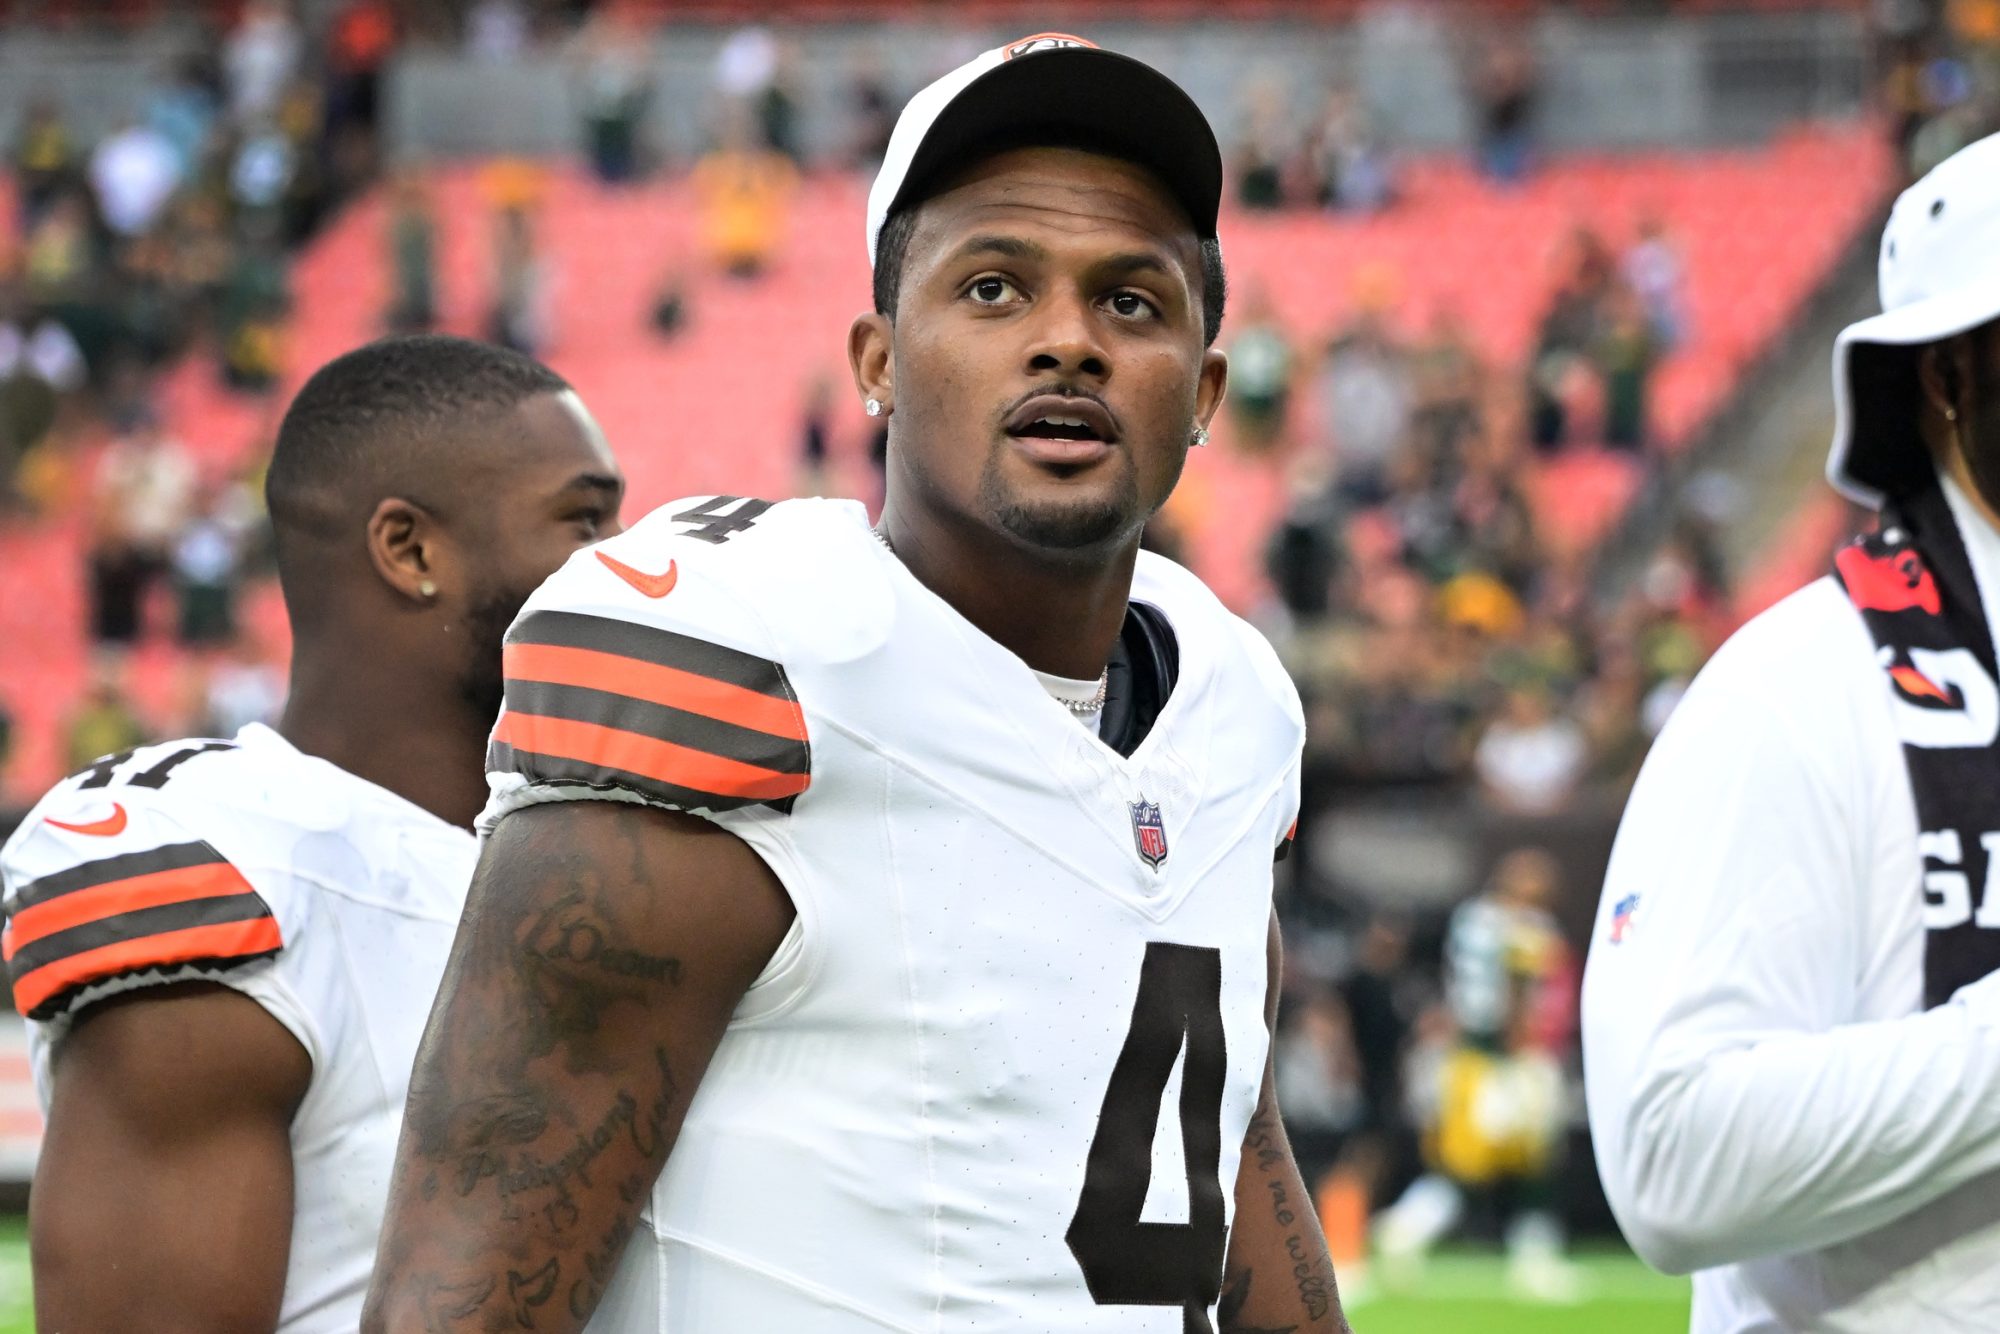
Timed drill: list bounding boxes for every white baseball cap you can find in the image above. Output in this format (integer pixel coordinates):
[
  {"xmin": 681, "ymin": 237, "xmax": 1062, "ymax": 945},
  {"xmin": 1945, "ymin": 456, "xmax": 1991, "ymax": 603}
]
[
  {"xmin": 864, "ymin": 33, "xmax": 1223, "ymax": 267},
  {"xmin": 1830, "ymin": 131, "xmax": 2000, "ymax": 506}
]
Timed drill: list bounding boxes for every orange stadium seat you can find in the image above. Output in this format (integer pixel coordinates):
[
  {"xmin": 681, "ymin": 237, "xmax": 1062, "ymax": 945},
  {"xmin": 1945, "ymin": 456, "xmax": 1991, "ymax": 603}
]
[{"xmin": 0, "ymin": 127, "xmax": 1895, "ymax": 801}]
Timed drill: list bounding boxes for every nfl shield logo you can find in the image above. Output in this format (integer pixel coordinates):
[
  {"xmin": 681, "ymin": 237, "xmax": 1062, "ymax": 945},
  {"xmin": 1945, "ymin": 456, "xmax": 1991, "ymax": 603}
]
[{"xmin": 1129, "ymin": 797, "xmax": 1169, "ymax": 870}]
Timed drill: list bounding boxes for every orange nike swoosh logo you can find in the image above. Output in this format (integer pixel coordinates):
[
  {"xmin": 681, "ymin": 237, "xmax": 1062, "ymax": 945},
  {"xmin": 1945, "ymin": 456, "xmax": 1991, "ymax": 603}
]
[
  {"xmin": 47, "ymin": 804, "xmax": 128, "ymax": 837},
  {"xmin": 1890, "ymin": 664, "xmax": 1955, "ymax": 705},
  {"xmin": 597, "ymin": 551, "xmax": 678, "ymax": 598}
]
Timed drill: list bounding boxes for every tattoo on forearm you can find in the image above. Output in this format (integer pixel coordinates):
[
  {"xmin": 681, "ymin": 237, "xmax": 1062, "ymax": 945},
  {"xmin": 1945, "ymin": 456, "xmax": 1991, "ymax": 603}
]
[
  {"xmin": 567, "ymin": 1170, "xmax": 649, "ymax": 1318},
  {"xmin": 439, "ymin": 1095, "xmax": 550, "ymax": 1199},
  {"xmin": 415, "ymin": 1275, "xmax": 495, "ymax": 1334},
  {"xmin": 442, "ymin": 1049, "xmax": 675, "ymax": 1228},
  {"xmin": 513, "ymin": 890, "xmax": 683, "ymax": 1068},
  {"xmin": 382, "ymin": 812, "xmax": 693, "ymax": 1331},
  {"xmin": 505, "ymin": 1259, "xmax": 560, "ymax": 1325},
  {"xmin": 1218, "ymin": 1265, "xmax": 1300, "ymax": 1334},
  {"xmin": 391, "ymin": 1048, "xmax": 680, "ymax": 1329},
  {"xmin": 525, "ymin": 891, "xmax": 681, "ymax": 984},
  {"xmin": 1236, "ymin": 1107, "xmax": 1338, "ymax": 1329}
]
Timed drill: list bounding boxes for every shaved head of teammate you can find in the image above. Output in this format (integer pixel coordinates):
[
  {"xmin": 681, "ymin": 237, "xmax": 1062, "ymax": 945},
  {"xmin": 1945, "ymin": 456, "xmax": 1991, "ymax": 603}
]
[
  {"xmin": 267, "ymin": 334, "xmax": 626, "ymax": 773},
  {"xmin": 2, "ymin": 334, "xmax": 623, "ymax": 1332}
]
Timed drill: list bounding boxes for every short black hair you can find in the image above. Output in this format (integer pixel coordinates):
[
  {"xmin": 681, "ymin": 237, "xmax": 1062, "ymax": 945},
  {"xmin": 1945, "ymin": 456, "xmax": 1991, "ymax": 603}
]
[
  {"xmin": 870, "ymin": 147, "xmax": 1229, "ymax": 347},
  {"xmin": 265, "ymin": 335, "xmax": 569, "ymax": 605}
]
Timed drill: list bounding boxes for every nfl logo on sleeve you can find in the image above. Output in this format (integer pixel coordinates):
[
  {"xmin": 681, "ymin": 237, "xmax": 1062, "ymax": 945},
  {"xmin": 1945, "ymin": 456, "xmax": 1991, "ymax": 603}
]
[
  {"xmin": 1610, "ymin": 893, "xmax": 1641, "ymax": 943},
  {"xmin": 1129, "ymin": 797, "xmax": 1169, "ymax": 870}
]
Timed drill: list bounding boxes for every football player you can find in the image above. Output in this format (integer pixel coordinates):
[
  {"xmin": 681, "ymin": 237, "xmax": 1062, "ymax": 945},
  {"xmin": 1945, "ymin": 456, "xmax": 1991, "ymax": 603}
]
[
  {"xmin": 1375, "ymin": 849, "xmax": 1580, "ymax": 1299},
  {"xmin": 365, "ymin": 36, "xmax": 1349, "ymax": 1334},
  {"xmin": 1, "ymin": 335, "xmax": 624, "ymax": 1331}
]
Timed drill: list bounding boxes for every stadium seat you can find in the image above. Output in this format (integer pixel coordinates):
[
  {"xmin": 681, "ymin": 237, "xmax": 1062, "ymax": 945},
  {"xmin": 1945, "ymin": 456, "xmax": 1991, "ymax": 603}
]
[{"xmin": 0, "ymin": 129, "xmax": 1896, "ymax": 801}]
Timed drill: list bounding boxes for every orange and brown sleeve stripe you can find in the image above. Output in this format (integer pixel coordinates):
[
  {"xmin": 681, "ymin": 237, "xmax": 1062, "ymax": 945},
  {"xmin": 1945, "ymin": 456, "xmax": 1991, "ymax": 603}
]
[
  {"xmin": 4, "ymin": 841, "xmax": 281, "ymax": 1021},
  {"xmin": 491, "ymin": 609, "xmax": 810, "ymax": 813}
]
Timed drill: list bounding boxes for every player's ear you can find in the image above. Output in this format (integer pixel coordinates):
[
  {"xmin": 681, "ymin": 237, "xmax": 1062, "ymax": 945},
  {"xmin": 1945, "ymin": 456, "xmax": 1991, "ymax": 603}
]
[
  {"xmin": 366, "ymin": 496, "xmax": 447, "ymax": 607},
  {"xmin": 848, "ymin": 312, "xmax": 894, "ymax": 415},
  {"xmin": 1195, "ymin": 348, "xmax": 1228, "ymax": 432},
  {"xmin": 1920, "ymin": 336, "xmax": 1974, "ymax": 424}
]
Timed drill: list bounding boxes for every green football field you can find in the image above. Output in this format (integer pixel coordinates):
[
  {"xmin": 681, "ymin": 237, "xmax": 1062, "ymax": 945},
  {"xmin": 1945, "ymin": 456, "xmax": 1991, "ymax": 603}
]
[
  {"xmin": 1350, "ymin": 1248, "xmax": 1691, "ymax": 1332},
  {"xmin": 0, "ymin": 1227, "xmax": 1685, "ymax": 1332},
  {"xmin": 0, "ymin": 1219, "xmax": 26, "ymax": 1334}
]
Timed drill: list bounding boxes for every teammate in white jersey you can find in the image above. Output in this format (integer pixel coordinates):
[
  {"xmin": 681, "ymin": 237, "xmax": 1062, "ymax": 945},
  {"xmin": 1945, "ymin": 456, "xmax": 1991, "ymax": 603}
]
[
  {"xmin": 1583, "ymin": 135, "xmax": 2000, "ymax": 1331},
  {"xmin": 366, "ymin": 35, "xmax": 1349, "ymax": 1334},
  {"xmin": 2, "ymin": 335, "xmax": 624, "ymax": 1331}
]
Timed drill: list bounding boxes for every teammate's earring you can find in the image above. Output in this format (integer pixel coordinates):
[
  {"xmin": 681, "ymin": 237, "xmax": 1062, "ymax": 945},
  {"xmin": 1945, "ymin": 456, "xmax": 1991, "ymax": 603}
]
[
  {"xmin": 418, "ymin": 579, "xmax": 438, "ymax": 599},
  {"xmin": 1945, "ymin": 379, "xmax": 1966, "ymax": 461},
  {"xmin": 1190, "ymin": 423, "xmax": 1210, "ymax": 448},
  {"xmin": 865, "ymin": 398, "xmax": 885, "ymax": 418}
]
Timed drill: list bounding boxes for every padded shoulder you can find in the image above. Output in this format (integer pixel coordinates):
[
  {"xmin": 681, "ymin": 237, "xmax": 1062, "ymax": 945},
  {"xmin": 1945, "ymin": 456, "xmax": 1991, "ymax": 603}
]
[
  {"xmin": 1133, "ymin": 549, "xmax": 1306, "ymax": 735},
  {"xmin": 529, "ymin": 496, "xmax": 891, "ymax": 663},
  {"xmin": 487, "ymin": 497, "xmax": 886, "ymax": 822},
  {"xmin": 1690, "ymin": 577, "xmax": 1880, "ymax": 731},
  {"xmin": 1, "ymin": 744, "xmax": 286, "ymax": 1021}
]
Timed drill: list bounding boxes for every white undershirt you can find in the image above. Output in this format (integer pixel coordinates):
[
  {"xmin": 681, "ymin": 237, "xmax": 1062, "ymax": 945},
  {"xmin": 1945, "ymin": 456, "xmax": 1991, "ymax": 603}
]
[{"xmin": 1032, "ymin": 668, "xmax": 1105, "ymax": 735}]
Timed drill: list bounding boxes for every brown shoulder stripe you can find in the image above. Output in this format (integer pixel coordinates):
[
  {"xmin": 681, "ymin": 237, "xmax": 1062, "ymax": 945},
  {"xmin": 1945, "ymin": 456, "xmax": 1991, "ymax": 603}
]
[
  {"xmin": 488, "ymin": 741, "xmax": 803, "ymax": 815},
  {"xmin": 4, "ymin": 841, "xmax": 279, "ymax": 1021},
  {"xmin": 12, "ymin": 841, "xmax": 221, "ymax": 912},
  {"xmin": 509, "ymin": 610, "xmax": 792, "ymax": 698},
  {"xmin": 502, "ymin": 676, "xmax": 808, "ymax": 777},
  {"xmin": 496, "ymin": 610, "xmax": 810, "ymax": 813}
]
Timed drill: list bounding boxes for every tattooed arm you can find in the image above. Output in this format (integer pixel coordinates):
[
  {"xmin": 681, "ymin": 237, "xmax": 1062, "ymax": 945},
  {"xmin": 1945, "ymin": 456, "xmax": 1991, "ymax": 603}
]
[
  {"xmin": 361, "ymin": 800, "xmax": 794, "ymax": 1333},
  {"xmin": 1218, "ymin": 912, "xmax": 1351, "ymax": 1334}
]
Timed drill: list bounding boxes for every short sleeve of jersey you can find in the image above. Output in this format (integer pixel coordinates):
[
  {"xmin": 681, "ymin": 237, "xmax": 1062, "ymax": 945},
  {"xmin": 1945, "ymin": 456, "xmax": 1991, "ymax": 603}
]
[
  {"xmin": 1, "ymin": 789, "xmax": 285, "ymax": 1023},
  {"xmin": 484, "ymin": 498, "xmax": 813, "ymax": 831},
  {"xmin": 1228, "ymin": 612, "xmax": 1306, "ymax": 863}
]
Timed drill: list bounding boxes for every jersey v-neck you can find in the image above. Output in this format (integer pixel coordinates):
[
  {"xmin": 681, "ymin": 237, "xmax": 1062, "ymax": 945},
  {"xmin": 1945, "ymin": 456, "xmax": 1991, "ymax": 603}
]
[
  {"xmin": 1100, "ymin": 602, "xmax": 1180, "ymax": 759},
  {"xmin": 1029, "ymin": 607, "xmax": 1182, "ymax": 748}
]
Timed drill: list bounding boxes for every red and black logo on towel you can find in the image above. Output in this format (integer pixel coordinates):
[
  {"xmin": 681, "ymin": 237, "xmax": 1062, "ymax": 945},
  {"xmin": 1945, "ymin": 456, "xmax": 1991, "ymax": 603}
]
[{"xmin": 1836, "ymin": 544, "xmax": 1942, "ymax": 616}]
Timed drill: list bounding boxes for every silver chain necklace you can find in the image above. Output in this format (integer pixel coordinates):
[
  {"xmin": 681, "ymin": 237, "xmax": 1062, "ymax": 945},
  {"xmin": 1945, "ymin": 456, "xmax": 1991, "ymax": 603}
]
[{"xmin": 872, "ymin": 526, "xmax": 1109, "ymax": 716}]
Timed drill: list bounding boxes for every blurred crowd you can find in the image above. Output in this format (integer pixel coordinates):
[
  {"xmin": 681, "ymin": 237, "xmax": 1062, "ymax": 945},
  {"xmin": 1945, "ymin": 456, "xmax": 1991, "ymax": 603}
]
[
  {"xmin": 1180, "ymin": 225, "xmax": 1725, "ymax": 1254},
  {"xmin": 1191, "ymin": 57, "xmax": 1728, "ymax": 1253},
  {"xmin": 1230, "ymin": 35, "xmax": 1543, "ymax": 216},
  {"xmin": 1214, "ymin": 169, "xmax": 1728, "ymax": 1251},
  {"xmin": 1880, "ymin": 0, "xmax": 2000, "ymax": 178},
  {"xmin": 0, "ymin": 0, "xmax": 396, "ymax": 783},
  {"xmin": 0, "ymin": 7, "xmax": 1934, "ymax": 1267},
  {"xmin": 1225, "ymin": 224, "xmax": 1708, "ymax": 810},
  {"xmin": 5, "ymin": 0, "xmax": 390, "ymax": 429}
]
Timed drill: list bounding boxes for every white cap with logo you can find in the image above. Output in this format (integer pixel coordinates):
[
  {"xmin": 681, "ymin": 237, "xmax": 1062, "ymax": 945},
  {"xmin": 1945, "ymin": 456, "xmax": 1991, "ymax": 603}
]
[
  {"xmin": 1830, "ymin": 131, "xmax": 2000, "ymax": 506},
  {"xmin": 864, "ymin": 33, "xmax": 1223, "ymax": 268}
]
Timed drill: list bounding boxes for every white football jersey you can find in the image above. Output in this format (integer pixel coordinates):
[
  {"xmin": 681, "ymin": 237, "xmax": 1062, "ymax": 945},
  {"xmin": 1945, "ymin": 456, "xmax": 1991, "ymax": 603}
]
[
  {"xmin": 484, "ymin": 496, "xmax": 1305, "ymax": 1332},
  {"xmin": 0, "ymin": 723, "xmax": 475, "ymax": 1332}
]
